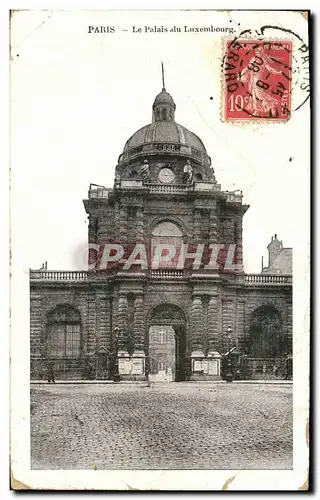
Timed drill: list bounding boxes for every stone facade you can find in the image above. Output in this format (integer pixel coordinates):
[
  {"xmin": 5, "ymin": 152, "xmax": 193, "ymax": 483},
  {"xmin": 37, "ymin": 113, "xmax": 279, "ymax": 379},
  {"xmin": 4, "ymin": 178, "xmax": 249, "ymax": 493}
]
[{"xmin": 30, "ymin": 86, "xmax": 292, "ymax": 381}]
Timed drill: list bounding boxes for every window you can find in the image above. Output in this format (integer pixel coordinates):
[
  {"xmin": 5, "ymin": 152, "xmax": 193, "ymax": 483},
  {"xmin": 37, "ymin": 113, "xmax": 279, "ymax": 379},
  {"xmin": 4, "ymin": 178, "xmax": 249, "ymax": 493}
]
[
  {"xmin": 46, "ymin": 305, "xmax": 81, "ymax": 359},
  {"xmin": 152, "ymin": 221, "xmax": 183, "ymax": 237},
  {"xmin": 249, "ymin": 305, "xmax": 284, "ymax": 358},
  {"xmin": 151, "ymin": 221, "xmax": 183, "ymax": 269}
]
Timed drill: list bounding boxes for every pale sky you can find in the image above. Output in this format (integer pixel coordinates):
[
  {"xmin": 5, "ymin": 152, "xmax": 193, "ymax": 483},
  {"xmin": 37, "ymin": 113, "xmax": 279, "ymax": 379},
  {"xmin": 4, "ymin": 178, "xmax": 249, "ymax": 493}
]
[{"xmin": 10, "ymin": 10, "xmax": 310, "ymax": 274}]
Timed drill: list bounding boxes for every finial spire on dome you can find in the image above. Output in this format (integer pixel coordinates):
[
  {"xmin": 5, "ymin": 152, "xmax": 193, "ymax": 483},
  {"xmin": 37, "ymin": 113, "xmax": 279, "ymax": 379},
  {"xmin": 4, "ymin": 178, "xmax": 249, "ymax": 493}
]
[
  {"xmin": 152, "ymin": 65, "xmax": 176, "ymax": 122},
  {"xmin": 161, "ymin": 62, "xmax": 166, "ymax": 91}
]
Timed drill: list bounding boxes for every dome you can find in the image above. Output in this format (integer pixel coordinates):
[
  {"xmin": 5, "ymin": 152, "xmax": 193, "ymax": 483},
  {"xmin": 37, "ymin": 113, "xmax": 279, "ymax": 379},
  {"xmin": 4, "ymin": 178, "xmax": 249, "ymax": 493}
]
[
  {"xmin": 123, "ymin": 121, "xmax": 207, "ymax": 153},
  {"xmin": 118, "ymin": 83, "xmax": 211, "ymax": 169},
  {"xmin": 153, "ymin": 88, "xmax": 176, "ymax": 108}
]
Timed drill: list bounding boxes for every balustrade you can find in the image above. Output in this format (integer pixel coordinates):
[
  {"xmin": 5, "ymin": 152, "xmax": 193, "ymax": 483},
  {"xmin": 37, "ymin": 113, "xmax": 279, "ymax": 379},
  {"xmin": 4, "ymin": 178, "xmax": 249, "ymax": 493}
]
[
  {"xmin": 244, "ymin": 274, "xmax": 291, "ymax": 284},
  {"xmin": 146, "ymin": 183, "xmax": 192, "ymax": 194},
  {"xmin": 150, "ymin": 269, "xmax": 185, "ymax": 279},
  {"xmin": 30, "ymin": 270, "xmax": 87, "ymax": 281}
]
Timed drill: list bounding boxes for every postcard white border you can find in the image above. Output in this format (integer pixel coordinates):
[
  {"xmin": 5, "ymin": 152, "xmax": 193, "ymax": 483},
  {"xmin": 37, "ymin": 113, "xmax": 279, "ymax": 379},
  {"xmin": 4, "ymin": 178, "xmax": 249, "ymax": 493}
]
[{"xmin": 7, "ymin": 3, "xmax": 311, "ymax": 493}]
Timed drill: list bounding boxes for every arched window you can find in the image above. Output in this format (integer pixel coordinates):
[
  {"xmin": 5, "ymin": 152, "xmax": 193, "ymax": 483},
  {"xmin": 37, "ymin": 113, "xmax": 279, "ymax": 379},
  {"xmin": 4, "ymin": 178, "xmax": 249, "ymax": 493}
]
[
  {"xmin": 151, "ymin": 221, "xmax": 183, "ymax": 268},
  {"xmin": 249, "ymin": 305, "xmax": 285, "ymax": 358},
  {"xmin": 46, "ymin": 305, "xmax": 81, "ymax": 358},
  {"xmin": 152, "ymin": 221, "xmax": 183, "ymax": 237}
]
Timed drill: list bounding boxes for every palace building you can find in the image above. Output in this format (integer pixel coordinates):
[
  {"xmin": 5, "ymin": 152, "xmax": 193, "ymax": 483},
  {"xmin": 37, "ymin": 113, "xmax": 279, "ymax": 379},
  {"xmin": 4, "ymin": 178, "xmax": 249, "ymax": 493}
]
[{"xmin": 30, "ymin": 82, "xmax": 292, "ymax": 381}]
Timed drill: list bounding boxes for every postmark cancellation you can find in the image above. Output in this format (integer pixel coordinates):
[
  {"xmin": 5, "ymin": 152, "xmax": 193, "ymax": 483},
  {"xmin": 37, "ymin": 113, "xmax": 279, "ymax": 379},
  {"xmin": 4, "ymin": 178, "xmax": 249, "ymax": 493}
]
[{"xmin": 223, "ymin": 40, "xmax": 292, "ymax": 121}]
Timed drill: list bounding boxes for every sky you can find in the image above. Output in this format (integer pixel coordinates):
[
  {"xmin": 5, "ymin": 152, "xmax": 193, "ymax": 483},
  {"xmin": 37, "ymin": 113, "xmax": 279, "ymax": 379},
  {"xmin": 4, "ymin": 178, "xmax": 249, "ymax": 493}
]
[{"xmin": 10, "ymin": 10, "xmax": 310, "ymax": 274}]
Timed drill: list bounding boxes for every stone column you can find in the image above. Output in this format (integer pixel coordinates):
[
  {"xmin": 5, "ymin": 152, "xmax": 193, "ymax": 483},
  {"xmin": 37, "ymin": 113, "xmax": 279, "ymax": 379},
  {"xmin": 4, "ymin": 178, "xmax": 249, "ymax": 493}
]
[
  {"xmin": 117, "ymin": 293, "xmax": 128, "ymax": 350},
  {"xmin": 98, "ymin": 296, "xmax": 112, "ymax": 352},
  {"xmin": 119, "ymin": 205, "xmax": 128, "ymax": 243},
  {"xmin": 135, "ymin": 207, "xmax": 144, "ymax": 243},
  {"xmin": 107, "ymin": 211, "xmax": 115, "ymax": 242},
  {"xmin": 209, "ymin": 209, "xmax": 218, "ymax": 243},
  {"xmin": 193, "ymin": 209, "xmax": 202, "ymax": 240},
  {"xmin": 131, "ymin": 294, "xmax": 146, "ymax": 379},
  {"xmin": 88, "ymin": 215, "xmax": 98, "ymax": 267},
  {"xmin": 30, "ymin": 294, "xmax": 43, "ymax": 379},
  {"xmin": 207, "ymin": 295, "xmax": 219, "ymax": 353},
  {"xmin": 133, "ymin": 294, "xmax": 145, "ymax": 352},
  {"xmin": 114, "ymin": 203, "xmax": 120, "ymax": 240},
  {"xmin": 106, "ymin": 298, "xmax": 112, "ymax": 352},
  {"xmin": 87, "ymin": 293, "xmax": 97, "ymax": 355},
  {"xmin": 191, "ymin": 295, "xmax": 204, "ymax": 353},
  {"xmin": 235, "ymin": 216, "xmax": 243, "ymax": 269}
]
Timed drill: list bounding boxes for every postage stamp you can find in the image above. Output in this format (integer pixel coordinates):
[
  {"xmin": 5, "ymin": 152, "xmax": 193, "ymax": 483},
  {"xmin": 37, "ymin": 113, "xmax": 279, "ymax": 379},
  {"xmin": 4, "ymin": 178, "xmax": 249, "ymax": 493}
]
[{"xmin": 224, "ymin": 40, "xmax": 293, "ymax": 121}]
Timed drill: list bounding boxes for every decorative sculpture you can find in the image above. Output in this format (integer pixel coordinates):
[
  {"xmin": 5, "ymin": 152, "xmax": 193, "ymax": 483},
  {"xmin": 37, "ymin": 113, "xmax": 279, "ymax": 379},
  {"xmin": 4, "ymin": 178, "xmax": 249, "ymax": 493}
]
[
  {"xmin": 115, "ymin": 164, "xmax": 121, "ymax": 182},
  {"xmin": 210, "ymin": 165, "xmax": 217, "ymax": 183},
  {"xmin": 140, "ymin": 159, "xmax": 150, "ymax": 182},
  {"xmin": 183, "ymin": 160, "xmax": 193, "ymax": 183}
]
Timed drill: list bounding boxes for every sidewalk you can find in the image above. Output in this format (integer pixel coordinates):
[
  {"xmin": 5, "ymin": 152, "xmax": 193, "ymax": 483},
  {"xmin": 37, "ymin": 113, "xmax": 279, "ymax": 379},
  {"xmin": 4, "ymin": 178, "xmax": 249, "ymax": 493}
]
[{"xmin": 30, "ymin": 379, "xmax": 293, "ymax": 385}]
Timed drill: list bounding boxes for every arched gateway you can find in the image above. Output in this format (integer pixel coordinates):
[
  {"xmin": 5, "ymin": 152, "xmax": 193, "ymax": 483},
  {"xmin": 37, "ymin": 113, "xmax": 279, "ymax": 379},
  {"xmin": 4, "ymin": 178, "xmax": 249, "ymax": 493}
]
[{"xmin": 147, "ymin": 304, "xmax": 187, "ymax": 382}]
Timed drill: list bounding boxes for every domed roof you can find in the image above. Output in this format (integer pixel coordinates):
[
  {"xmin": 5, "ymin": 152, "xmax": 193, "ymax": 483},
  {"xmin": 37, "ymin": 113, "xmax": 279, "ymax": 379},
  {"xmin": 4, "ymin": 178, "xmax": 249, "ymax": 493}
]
[
  {"xmin": 118, "ymin": 82, "xmax": 211, "ymax": 169},
  {"xmin": 123, "ymin": 121, "xmax": 206, "ymax": 153},
  {"xmin": 153, "ymin": 88, "xmax": 176, "ymax": 108}
]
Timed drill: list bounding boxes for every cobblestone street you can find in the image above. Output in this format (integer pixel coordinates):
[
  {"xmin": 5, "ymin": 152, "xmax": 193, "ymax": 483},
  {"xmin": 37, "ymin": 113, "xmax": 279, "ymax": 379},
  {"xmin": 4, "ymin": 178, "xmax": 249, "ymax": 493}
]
[{"xmin": 31, "ymin": 383, "xmax": 292, "ymax": 470}]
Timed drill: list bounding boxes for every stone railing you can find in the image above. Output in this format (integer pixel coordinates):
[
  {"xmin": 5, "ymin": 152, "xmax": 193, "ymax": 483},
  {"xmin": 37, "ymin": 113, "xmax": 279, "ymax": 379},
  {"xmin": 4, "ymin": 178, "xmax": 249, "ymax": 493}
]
[
  {"xmin": 30, "ymin": 269, "xmax": 291, "ymax": 285},
  {"xmin": 118, "ymin": 142, "xmax": 209, "ymax": 167},
  {"xmin": 150, "ymin": 269, "xmax": 185, "ymax": 279},
  {"xmin": 30, "ymin": 270, "xmax": 88, "ymax": 281},
  {"xmin": 244, "ymin": 274, "xmax": 292, "ymax": 285},
  {"xmin": 88, "ymin": 187, "xmax": 112, "ymax": 199},
  {"xmin": 146, "ymin": 183, "xmax": 192, "ymax": 194}
]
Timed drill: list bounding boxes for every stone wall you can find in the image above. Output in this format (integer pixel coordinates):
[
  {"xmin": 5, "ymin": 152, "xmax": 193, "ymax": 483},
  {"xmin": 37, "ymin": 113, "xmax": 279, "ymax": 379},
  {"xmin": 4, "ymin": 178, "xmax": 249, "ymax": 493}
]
[{"xmin": 30, "ymin": 278, "xmax": 292, "ymax": 380}]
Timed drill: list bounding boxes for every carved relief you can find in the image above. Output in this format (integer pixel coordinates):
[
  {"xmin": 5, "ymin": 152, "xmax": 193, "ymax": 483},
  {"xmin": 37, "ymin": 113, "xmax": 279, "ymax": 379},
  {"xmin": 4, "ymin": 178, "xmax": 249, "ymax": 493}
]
[{"xmin": 149, "ymin": 304, "xmax": 186, "ymax": 324}]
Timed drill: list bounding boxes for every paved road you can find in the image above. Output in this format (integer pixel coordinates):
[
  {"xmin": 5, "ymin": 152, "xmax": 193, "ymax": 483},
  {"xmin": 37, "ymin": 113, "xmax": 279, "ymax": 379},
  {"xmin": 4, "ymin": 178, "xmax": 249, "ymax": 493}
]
[{"xmin": 31, "ymin": 383, "xmax": 293, "ymax": 470}]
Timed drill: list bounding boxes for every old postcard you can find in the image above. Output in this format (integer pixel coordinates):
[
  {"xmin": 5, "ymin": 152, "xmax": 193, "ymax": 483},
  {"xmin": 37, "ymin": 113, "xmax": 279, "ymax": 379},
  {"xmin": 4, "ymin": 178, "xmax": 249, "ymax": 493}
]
[{"xmin": 10, "ymin": 9, "xmax": 310, "ymax": 491}]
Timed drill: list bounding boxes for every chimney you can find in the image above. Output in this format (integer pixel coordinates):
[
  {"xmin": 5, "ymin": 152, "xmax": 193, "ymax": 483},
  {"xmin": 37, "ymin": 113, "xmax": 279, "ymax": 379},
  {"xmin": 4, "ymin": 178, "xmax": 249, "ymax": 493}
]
[{"xmin": 267, "ymin": 234, "xmax": 282, "ymax": 267}]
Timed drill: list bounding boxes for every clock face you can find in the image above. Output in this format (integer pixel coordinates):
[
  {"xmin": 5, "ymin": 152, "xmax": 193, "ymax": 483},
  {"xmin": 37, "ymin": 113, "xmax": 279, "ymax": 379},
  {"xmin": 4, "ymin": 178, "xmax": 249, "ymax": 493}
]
[{"xmin": 158, "ymin": 168, "xmax": 175, "ymax": 184}]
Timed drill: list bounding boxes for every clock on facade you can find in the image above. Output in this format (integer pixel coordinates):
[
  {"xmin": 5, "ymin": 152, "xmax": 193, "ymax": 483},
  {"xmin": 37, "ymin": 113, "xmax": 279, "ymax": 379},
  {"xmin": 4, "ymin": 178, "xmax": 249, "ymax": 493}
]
[{"xmin": 158, "ymin": 167, "xmax": 175, "ymax": 184}]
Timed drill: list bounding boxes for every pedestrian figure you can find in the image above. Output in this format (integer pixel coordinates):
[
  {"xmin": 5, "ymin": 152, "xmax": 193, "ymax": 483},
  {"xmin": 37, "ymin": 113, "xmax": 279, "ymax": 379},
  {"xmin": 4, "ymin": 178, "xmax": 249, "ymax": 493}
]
[
  {"xmin": 83, "ymin": 357, "xmax": 95, "ymax": 380},
  {"xmin": 273, "ymin": 364, "xmax": 278, "ymax": 378},
  {"xmin": 47, "ymin": 361, "xmax": 55, "ymax": 383}
]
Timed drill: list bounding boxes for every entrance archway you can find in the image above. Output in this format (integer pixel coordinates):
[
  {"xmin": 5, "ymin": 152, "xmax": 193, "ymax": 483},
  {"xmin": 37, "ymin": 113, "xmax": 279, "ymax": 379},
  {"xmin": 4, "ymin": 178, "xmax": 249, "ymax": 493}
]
[{"xmin": 147, "ymin": 304, "xmax": 187, "ymax": 382}]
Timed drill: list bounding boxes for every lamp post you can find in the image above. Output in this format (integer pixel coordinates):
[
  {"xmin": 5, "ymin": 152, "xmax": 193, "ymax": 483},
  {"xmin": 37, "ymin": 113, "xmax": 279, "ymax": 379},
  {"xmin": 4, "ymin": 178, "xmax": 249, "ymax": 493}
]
[
  {"xmin": 226, "ymin": 326, "xmax": 232, "ymax": 352},
  {"xmin": 113, "ymin": 326, "xmax": 120, "ymax": 382},
  {"xmin": 225, "ymin": 326, "xmax": 233, "ymax": 383}
]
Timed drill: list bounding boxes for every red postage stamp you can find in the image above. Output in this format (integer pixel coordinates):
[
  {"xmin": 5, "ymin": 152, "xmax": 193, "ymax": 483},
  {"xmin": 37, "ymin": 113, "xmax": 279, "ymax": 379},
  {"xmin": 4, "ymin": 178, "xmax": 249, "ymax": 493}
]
[{"xmin": 224, "ymin": 40, "xmax": 292, "ymax": 121}]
